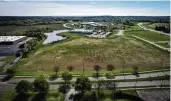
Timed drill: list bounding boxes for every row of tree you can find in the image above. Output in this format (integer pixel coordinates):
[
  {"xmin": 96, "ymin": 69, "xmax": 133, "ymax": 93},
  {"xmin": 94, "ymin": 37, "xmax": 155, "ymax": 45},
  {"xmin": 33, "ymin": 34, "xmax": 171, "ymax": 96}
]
[{"xmin": 155, "ymin": 26, "xmax": 170, "ymax": 33}]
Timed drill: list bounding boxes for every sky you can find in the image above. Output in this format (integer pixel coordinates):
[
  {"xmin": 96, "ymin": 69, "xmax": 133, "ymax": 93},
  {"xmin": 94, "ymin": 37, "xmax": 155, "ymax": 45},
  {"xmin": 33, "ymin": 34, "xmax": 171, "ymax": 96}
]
[{"xmin": 0, "ymin": 1, "xmax": 170, "ymax": 16}]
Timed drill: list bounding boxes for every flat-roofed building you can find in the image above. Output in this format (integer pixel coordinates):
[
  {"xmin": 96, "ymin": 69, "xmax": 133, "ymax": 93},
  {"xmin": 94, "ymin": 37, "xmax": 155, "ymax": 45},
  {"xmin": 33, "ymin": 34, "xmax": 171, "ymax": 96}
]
[
  {"xmin": 69, "ymin": 29, "xmax": 93, "ymax": 34},
  {"xmin": 0, "ymin": 36, "xmax": 27, "ymax": 45}
]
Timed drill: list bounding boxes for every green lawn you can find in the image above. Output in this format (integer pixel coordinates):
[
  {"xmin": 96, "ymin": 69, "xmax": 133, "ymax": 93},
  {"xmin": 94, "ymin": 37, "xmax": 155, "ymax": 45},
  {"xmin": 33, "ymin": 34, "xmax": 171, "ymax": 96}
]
[
  {"xmin": 125, "ymin": 25, "xmax": 142, "ymax": 31},
  {"xmin": 125, "ymin": 30, "xmax": 170, "ymax": 42},
  {"xmin": 0, "ymin": 90, "xmax": 64, "ymax": 101},
  {"xmin": 156, "ymin": 43, "xmax": 170, "ymax": 48}
]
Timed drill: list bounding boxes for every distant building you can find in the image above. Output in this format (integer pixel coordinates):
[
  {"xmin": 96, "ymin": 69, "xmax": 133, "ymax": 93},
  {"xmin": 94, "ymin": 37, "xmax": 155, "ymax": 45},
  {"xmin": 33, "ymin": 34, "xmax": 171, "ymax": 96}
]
[
  {"xmin": 0, "ymin": 36, "xmax": 27, "ymax": 45},
  {"xmin": 69, "ymin": 29, "xmax": 93, "ymax": 34}
]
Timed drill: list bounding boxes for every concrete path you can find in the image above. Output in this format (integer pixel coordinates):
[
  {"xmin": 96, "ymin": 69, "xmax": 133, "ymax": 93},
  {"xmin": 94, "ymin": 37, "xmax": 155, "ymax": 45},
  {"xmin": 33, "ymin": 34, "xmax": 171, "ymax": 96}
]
[
  {"xmin": 64, "ymin": 89, "xmax": 76, "ymax": 101},
  {"xmin": 115, "ymin": 30, "xmax": 124, "ymax": 36},
  {"xmin": 2, "ymin": 56, "xmax": 21, "ymax": 72},
  {"xmin": 137, "ymin": 23, "xmax": 170, "ymax": 36}
]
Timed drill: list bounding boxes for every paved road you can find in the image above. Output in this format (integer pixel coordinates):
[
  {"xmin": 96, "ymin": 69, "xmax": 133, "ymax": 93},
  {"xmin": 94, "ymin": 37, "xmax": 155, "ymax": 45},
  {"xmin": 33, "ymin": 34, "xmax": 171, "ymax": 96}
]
[
  {"xmin": 137, "ymin": 89, "xmax": 170, "ymax": 101},
  {"xmin": 137, "ymin": 23, "xmax": 170, "ymax": 36},
  {"xmin": 6, "ymin": 71, "xmax": 170, "ymax": 84},
  {"xmin": 0, "ymin": 71, "xmax": 170, "ymax": 92}
]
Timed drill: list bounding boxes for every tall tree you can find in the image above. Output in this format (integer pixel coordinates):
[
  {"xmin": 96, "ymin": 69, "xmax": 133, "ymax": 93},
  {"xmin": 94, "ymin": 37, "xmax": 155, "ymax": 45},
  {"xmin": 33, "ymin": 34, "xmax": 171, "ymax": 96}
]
[
  {"xmin": 33, "ymin": 74, "xmax": 49, "ymax": 93},
  {"xmin": 132, "ymin": 65, "xmax": 139, "ymax": 90},
  {"xmin": 62, "ymin": 71, "xmax": 72, "ymax": 85},
  {"xmin": 67, "ymin": 65, "xmax": 74, "ymax": 72},
  {"xmin": 53, "ymin": 66, "xmax": 60, "ymax": 75},
  {"xmin": 75, "ymin": 76, "xmax": 91, "ymax": 94},
  {"xmin": 15, "ymin": 80, "xmax": 32, "ymax": 95},
  {"xmin": 106, "ymin": 64, "xmax": 115, "ymax": 72},
  {"xmin": 93, "ymin": 65, "xmax": 101, "ymax": 78}
]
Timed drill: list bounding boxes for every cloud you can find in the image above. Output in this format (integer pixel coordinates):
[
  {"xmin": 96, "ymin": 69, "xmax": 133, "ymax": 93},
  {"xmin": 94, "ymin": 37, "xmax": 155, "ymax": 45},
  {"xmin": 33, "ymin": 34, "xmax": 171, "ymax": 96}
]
[{"xmin": 0, "ymin": 2, "xmax": 169, "ymax": 16}]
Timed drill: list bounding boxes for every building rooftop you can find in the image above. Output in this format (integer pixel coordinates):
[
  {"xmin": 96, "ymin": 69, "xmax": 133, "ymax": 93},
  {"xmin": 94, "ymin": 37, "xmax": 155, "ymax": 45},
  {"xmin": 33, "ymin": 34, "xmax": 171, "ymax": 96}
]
[
  {"xmin": 70, "ymin": 29, "xmax": 93, "ymax": 33},
  {"xmin": 0, "ymin": 36, "xmax": 26, "ymax": 42}
]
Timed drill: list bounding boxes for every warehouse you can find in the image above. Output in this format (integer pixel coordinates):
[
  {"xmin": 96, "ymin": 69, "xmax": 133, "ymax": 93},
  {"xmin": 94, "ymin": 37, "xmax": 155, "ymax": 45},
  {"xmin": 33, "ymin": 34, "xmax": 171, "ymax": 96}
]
[
  {"xmin": 69, "ymin": 29, "xmax": 93, "ymax": 34},
  {"xmin": 0, "ymin": 36, "xmax": 27, "ymax": 45}
]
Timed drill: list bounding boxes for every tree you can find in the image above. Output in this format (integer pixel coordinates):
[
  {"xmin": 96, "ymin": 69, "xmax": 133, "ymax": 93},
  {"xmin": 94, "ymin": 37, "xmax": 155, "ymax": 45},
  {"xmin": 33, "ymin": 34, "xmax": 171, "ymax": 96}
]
[
  {"xmin": 132, "ymin": 65, "xmax": 139, "ymax": 90},
  {"xmin": 6, "ymin": 68, "xmax": 16, "ymax": 76},
  {"xmin": 33, "ymin": 76, "xmax": 49, "ymax": 93},
  {"xmin": 58, "ymin": 84, "xmax": 70, "ymax": 94},
  {"xmin": 106, "ymin": 64, "xmax": 115, "ymax": 71},
  {"xmin": 67, "ymin": 65, "xmax": 74, "ymax": 72},
  {"xmin": 15, "ymin": 80, "xmax": 32, "ymax": 94},
  {"xmin": 75, "ymin": 76, "xmax": 91, "ymax": 94},
  {"xmin": 62, "ymin": 71, "xmax": 72, "ymax": 84},
  {"xmin": 93, "ymin": 65, "xmax": 101, "ymax": 78},
  {"xmin": 53, "ymin": 66, "xmax": 60, "ymax": 75},
  {"xmin": 15, "ymin": 50, "xmax": 22, "ymax": 57}
]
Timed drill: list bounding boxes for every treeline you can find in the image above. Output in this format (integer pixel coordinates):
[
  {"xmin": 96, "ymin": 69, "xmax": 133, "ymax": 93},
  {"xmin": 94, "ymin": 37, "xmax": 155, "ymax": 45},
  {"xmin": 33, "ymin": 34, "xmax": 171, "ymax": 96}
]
[
  {"xmin": 24, "ymin": 28, "xmax": 47, "ymax": 40},
  {"xmin": 155, "ymin": 26, "xmax": 170, "ymax": 33},
  {"xmin": 0, "ymin": 16, "xmax": 169, "ymax": 25}
]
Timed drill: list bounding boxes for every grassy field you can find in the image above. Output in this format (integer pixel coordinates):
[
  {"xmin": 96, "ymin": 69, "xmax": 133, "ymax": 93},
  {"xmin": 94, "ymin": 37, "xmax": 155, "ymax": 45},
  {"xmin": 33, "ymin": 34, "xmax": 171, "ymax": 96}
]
[
  {"xmin": 143, "ymin": 22, "xmax": 170, "ymax": 30},
  {"xmin": 0, "ymin": 90, "xmax": 64, "ymax": 101},
  {"xmin": 125, "ymin": 30, "xmax": 170, "ymax": 42},
  {"xmin": 156, "ymin": 43, "xmax": 170, "ymax": 48},
  {"xmin": 125, "ymin": 25, "xmax": 142, "ymax": 31},
  {"xmin": 12, "ymin": 31, "xmax": 170, "ymax": 76},
  {"xmin": 0, "ymin": 24, "xmax": 66, "ymax": 35}
]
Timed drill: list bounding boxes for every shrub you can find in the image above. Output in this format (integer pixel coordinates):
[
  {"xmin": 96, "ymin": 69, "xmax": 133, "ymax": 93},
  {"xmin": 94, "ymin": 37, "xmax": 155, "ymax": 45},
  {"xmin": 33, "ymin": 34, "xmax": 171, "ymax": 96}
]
[
  {"xmin": 33, "ymin": 77, "xmax": 49, "ymax": 93},
  {"xmin": 15, "ymin": 80, "xmax": 32, "ymax": 94}
]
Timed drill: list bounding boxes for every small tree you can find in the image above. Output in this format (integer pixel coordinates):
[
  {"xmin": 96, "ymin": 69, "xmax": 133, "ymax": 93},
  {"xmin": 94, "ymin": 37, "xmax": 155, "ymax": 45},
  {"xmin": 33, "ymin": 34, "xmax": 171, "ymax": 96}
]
[
  {"xmin": 132, "ymin": 65, "xmax": 139, "ymax": 90},
  {"xmin": 106, "ymin": 64, "xmax": 115, "ymax": 71},
  {"xmin": 62, "ymin": 71, "xmax": 72, "ymax": 84},
  {"xmin": 15, "ymin": 80, "xmax": 32, "ymax": 95},
  {"xmin": 6, "ymin": 68, "xmax": 16, "ymax": 76},
  {"xmin": 15, "ymin": 51, "xmax": 22, "ymax": 57},
  {"xmin": 67, "ymin": 65, "xmax": 74, "ymax": 72},
  {"xmin": 75, "ymin": 76, "xmax": 91, "ymax": 94},
  {"xmin": 33, "ymin": 76, "xmax": 49, "ymax": 93},
  {"xmin": 93, "ymin": 65, "xmax": 101, "ymax": 78},
  {"xmin": 53, "ymin": 66, "xmax": 60, "ymax": 75}
]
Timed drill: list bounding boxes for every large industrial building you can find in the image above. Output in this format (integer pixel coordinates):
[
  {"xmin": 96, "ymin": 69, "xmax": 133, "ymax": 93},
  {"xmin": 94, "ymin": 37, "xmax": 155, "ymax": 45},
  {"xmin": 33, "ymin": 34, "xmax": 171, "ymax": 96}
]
[
  {"xmin": 0, "ymin": 36, "xmax": 27, "ymax": 45},
  {"xmin": 0, "ymin": 36, "xmax": 27, "ymax": 56}
]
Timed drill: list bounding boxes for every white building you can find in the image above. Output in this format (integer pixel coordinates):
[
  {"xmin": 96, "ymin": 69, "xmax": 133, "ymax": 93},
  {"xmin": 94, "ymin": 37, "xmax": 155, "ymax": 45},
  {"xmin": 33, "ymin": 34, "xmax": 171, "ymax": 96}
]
[
  {"xmin": 69, "ymin": 29, "xmax": 93, "ymax": 34},
  {"xmin": 0, "ymin": 36, "xmax": 27, "ymax": 45}
]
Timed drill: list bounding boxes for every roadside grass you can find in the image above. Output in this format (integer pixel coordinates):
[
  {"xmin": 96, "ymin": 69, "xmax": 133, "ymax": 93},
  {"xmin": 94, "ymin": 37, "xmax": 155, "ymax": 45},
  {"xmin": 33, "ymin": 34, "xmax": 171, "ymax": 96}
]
[
  {"xmin": 8, "ymin": 75, "xmax": 170, "ymax": 85},
  {"xmin": 14, "ymin": 66, "xmax": 170, "ymax": 76},
  {"xmin": 0, "ymin": 90, "xmax": 64, "ymax": 101},
  {"xmin": 124, "ymin": 30, "xmax": 170, "ymax": 42},
  {"xmin": 0, "ymin": 56, "xmax": 15, "ymax": 72}
]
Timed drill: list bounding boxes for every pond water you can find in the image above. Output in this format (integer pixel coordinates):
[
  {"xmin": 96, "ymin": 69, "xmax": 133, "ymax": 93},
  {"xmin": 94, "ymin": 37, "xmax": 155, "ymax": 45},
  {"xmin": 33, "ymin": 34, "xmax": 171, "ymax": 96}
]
[{"xmin": 43, "ymin": 30, "xmax": 69, "ymax": 44}]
